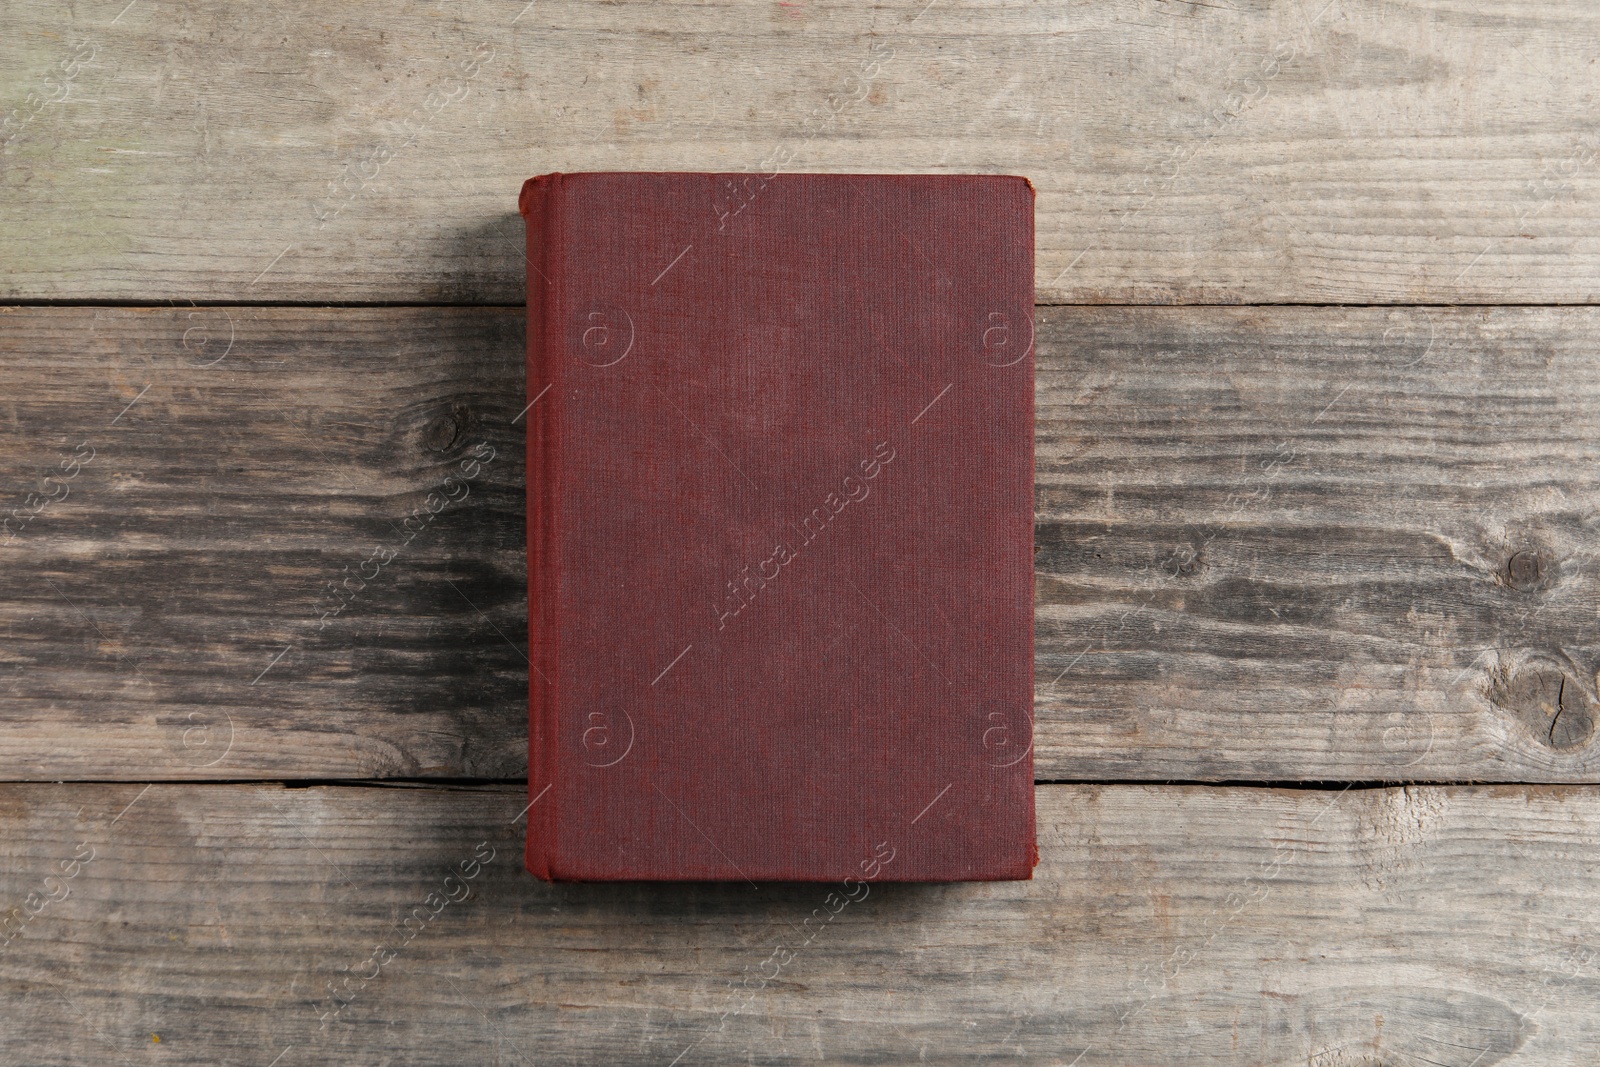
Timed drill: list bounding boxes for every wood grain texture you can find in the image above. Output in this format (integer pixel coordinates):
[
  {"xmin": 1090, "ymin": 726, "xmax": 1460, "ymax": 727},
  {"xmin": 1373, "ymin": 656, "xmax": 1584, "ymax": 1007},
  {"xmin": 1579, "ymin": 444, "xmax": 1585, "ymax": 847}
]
[
  {"xmin": 4, "ymin": 305, "xmax": 1600, "ymax": 781},
  {"xmin": 0, "ymin": 306, "xmax": 528, "ymax": 780},
  {"xmin": 1034, "ymin": 304, "xmax": 1600, "ymax": 782},
  {"xmin": 4, "ymin": 0, "xmax": 1600, "ymax": 304},
  {"xmin": 0, "ymin": 781, "xmax": 1590, "ymax": 1065}
]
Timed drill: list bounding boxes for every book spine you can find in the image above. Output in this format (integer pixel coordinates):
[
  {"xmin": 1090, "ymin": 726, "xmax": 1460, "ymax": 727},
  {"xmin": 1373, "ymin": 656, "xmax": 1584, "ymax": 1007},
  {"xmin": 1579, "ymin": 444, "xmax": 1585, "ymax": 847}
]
[{"xmin": 521, "ymin": 173, "xmax": 562, "ymax": 880}]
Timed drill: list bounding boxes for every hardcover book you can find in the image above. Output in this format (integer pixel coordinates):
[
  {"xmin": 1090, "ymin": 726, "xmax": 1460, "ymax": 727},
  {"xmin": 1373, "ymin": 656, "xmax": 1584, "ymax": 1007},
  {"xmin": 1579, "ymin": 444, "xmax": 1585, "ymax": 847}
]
[{"xmin": 520, "ymin": 171, "xmax": 1036, "ymax": 881}]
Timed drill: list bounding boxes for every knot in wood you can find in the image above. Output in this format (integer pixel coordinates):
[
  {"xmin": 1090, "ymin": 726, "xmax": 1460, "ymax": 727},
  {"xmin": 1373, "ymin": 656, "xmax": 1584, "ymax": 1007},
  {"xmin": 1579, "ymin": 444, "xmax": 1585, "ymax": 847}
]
[
  {"xmin": 1506, "ymin": 550, "xmax": 1546, "ymax": 591},
  {"xmin": 422, "ymin": 411, "xmax": 464, "ymax": 452},
  {"xmin": 1491, "ymin": 657, "xmax": 1596, "ymax": 750}
]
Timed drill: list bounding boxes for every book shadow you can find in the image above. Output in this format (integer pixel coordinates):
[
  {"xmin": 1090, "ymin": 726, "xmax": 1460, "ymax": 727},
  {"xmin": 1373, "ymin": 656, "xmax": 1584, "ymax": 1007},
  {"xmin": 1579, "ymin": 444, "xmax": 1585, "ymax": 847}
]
[
  {"xmin": 445, "ymin": 212, "xmax": 527, "ymax": 304},
  {"xmin": 293, "ymin": 294, "xmax": 528, "ymax": 774},
  {"xmin": 527, "ymin": 877, "xmax": 979, "ymax": 925}
]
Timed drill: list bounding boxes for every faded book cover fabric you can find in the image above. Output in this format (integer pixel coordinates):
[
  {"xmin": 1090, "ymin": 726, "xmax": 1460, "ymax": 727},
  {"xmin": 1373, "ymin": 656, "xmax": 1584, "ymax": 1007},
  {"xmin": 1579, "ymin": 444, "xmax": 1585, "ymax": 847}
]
[{"xmin": 521, "ymin": 172, "xmax": 1036, "ymax": 881}]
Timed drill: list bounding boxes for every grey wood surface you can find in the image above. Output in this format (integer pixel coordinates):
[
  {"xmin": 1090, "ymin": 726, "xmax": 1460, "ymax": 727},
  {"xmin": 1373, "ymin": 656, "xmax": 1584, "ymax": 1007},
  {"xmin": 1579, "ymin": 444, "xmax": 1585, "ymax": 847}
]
[
  {"xmin": 8, "ymin": 2, "xmax": 1600, "ymax": 1055},
  {"xmin": 2, "ymin": 305, "xmax": 1597, "ymax": 782},
  {"xmin": 0, "ymin": 781, "xmax": 1589, "ymax": 1066},
  {"xmin": 0, "ymin": 306, "xmax": 527, "ymax": 780},
  {"xmin": 1034, "ymin": 304, "xmax": 1600, "ymax": 782},
  {"xmin": 4, "ymin": 0, "xmax": 1600, "ymax": 304}
]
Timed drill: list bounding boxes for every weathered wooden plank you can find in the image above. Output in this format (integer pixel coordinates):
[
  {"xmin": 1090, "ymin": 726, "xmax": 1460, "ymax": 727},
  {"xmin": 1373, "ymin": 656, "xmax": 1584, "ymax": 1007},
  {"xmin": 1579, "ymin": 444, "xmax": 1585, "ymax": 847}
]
[
  {"xmin": 1033, "ymin": 305, "xmax": 1600, "ymax": 781},
  {"xmin": 0, "ymin": 306, "xmax": 529, "ymax": 780},
  {"xmin": 3, "ymin": 305, "xmax": 1599, "ymax": 781},
  {"xmin": 4, "ymin": 0, "xmax": 1600, "ymax": 304},
  {"xmin": 0, "ymin": 781, "xmax": 1590, "ymax": 1065}
]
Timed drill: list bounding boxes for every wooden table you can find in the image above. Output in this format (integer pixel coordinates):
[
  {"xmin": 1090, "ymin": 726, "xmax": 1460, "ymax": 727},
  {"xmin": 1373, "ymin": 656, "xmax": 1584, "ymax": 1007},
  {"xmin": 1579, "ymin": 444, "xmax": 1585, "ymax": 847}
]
[{"xmin": 3, "ymin": 2, "xmax": 1598, "ymax": 1063}]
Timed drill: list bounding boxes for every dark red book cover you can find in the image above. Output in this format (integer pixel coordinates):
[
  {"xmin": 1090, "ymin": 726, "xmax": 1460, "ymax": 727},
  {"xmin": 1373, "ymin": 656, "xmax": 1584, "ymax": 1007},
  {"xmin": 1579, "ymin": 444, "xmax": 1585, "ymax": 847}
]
[{"xmin": 521, "ymin": 172, "xmax": 1036, "ymax": 882}]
